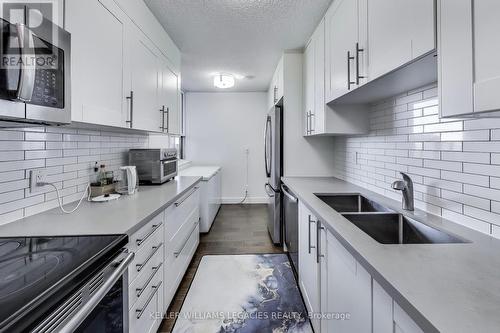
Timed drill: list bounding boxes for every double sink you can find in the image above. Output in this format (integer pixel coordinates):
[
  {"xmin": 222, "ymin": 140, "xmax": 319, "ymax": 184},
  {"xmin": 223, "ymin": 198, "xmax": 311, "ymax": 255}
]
[{"xmin": 316, "ymin": 194, "xmax": 467, "ymax": 244}]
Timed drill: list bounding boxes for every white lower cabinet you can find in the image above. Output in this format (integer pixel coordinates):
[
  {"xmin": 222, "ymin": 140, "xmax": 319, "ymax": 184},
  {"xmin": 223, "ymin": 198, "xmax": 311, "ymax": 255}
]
[
  {"xmin": 298, "ymin": 202, "xmax": 321, "ymax": 331},
  {"xmin": 126, "ymin": 186, "xmax": 200, "ymax": 332},
  {"xmin": 199, "ymin": 170, "xmax": 222, "ymax": 233},
  {"xmin": 297, "ymin": 199, "xmax": 426, "ymax": 333},
  {"xmin": 320, "ymin": 225, "xmax": 371, "ymax": 333}
]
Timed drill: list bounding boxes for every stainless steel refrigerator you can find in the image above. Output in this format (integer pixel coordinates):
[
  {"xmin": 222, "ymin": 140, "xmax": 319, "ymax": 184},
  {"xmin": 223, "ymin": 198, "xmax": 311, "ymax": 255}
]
[{"xmin": 264, "ymin": 105, "xmax": 282, "ymax": 245}]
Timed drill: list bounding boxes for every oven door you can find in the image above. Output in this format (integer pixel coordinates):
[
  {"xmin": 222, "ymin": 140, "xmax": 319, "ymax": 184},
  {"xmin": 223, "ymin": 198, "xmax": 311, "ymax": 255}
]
[
  {"xmin": 31, "ymin": 252, "xmax": 134, "ymax": 333},
  {"xmin": 161, "ymin": 158, "xmax": 178, "ymax": 181}
]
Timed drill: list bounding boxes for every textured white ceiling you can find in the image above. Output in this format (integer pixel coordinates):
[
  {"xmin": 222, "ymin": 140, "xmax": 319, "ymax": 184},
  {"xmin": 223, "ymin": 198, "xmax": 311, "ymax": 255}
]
[{"xmin": 144, "ymin": 0, "xmax": 332, "ymax": 92}]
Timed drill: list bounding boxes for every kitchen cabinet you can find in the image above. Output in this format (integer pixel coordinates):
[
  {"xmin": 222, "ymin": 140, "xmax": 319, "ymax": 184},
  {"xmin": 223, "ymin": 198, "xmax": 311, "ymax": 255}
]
[
  {"xmin": 303, "ymin": 17, "xmax": 369, "ymax": 136},
  {"xmin": 319, "ymin": 225, "xmax": 372, "ymax": 333},
  {"xmin": 367, "ymin": 0, "xmax": 435, "ymax": 81},
  {"xmin": 127, "ymin": 212, "xmax": 165, "ymax": 333},
  {"xmin": 325, "ymin": 0, "xmax": 367, "ymax": 102},
  {"xmin": 66, "ymin": 0, "xmax": 129, "ymax": 127},
  {"xmin": 164, "ymin": 186, "xmax": 200, "ymax": 310},
  {"xmin": 439, "ymin": 0, "xmax": 500, "ymax": 117},
  {"xmin": 394, "ymin": 303, "xmax": 424, "ymax": 333},
  {"xmin": 373, "ymin": 280, "xmax": 394, "ymax": 333},
  {"xmin": 298, "ymin": 202, "xmax": 321, "ymax": 332},
  {"xmin": 158, "ymin": 56, "xmax": 181, "ymax": 135},
  {"xmin": 267, "ymin": 57, "xmax": 284, "ymax": 109}
]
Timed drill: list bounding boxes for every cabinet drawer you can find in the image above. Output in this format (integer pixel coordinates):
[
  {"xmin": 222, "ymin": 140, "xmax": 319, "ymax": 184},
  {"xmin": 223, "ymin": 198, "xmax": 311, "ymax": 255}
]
[
  {"xmin": 129, "ymin": 212, "xmax": 164, "ymax": 255},
  {"xmin": 128, "ymin": 271, "xmax": 163, "ymax": 333},
  {"xmin": 165, "ymin": 187, "xmax": 200, "ymax": 239},
  {"xmin": 129, "ymin": 244, "xmax": 164, "ymax": 310},
  {"xmin": 129, "ymin": 227, "xmax": 163, "ymax": 283},
  {"xmin": 164, "ymin": 220, "xmax": 200, "ymax": 309}
]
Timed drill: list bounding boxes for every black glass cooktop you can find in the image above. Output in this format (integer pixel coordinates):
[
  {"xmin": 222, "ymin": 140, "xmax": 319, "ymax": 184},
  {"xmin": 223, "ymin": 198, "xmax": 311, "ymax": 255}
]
[{"xmin": 0, "ymin": 235, "xmax": 127, "ymax": 332}]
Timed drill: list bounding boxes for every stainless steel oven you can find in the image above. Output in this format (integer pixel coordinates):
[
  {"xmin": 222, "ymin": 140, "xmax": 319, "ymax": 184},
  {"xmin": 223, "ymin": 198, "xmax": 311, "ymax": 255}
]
[
  {"xmin": 0, "ymin": 3, "xmax": 71, "ymax": 126},
  {"xmin": 31, "ymin": 250, "xmax": 134, "ymax": 333},
  {"xmin": 129, "ymin": 148, "xmax": 178, "ymax": 184}
]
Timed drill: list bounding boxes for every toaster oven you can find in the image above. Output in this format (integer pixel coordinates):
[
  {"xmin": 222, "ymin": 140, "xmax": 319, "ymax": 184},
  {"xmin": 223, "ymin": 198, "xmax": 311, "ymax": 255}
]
[{"xmin": 129, "ymin": 148, "xmax": 178, "ymax": 184}]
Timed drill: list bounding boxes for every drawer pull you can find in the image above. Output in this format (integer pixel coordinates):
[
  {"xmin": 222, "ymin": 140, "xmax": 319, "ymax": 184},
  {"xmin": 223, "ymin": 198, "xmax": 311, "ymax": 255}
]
[
  {"xmin": 135, "ymin": 222, "xmax": 163, "ymax": 246},
  {"xmin": 174, "ymin": 221, "xmax": 199, "ymax": 258},
  {"xmin": 136, "ymin": 262, "xmax": 163, "ymax": 298},
  {"xmin": 135, "ymin": 281, "xmax": 162, "ymax": 319},
  {"xmin": 136, "ymin": 243, "xmax": 163, "ymax": 272},
  {"xmin": 174, "ymin": 187, "xmax": 199, "ymax": 207}
]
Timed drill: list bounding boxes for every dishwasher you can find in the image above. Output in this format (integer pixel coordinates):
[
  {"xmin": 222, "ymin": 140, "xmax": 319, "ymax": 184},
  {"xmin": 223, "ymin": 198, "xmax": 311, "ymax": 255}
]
[{"xmin": 282, "ymin": 184, "xmax": 299, "ymax": 277}]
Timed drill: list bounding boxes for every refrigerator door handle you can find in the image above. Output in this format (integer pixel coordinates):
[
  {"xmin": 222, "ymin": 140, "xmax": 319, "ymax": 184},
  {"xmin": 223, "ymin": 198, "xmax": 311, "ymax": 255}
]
[
  {"xmin": 264, "ymin": 116, "xmax": 272, "ymax": 178},
  {"xmin": 265, "ymin": 183, "xmax": 275, "ymax": 197}
]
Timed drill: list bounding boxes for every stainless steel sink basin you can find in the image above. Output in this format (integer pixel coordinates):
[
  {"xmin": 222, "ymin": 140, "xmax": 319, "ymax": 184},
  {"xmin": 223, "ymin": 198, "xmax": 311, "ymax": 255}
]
[
  {"xmin": 316, "ymin": 194, "xmax": 393, "ymax": 213},
  {"xmin": 341, "ymin": 213, "xmax": 468, "ymax": 244}
]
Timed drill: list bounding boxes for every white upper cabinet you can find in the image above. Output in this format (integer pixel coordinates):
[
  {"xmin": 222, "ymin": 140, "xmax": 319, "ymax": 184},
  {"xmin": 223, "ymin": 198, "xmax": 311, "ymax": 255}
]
[
  {"xmin": 66, "ymin": 0, "xmax": 128, "ymax": 127},
  {"xmin": 267, "ymin": 57, "xmax": 284, "ymax": 109},
  {"xmin": 158, "ymin": 57, "xmax": 181, "ymax": 135},
  {"xmin": 65, "ymin": 0, "xmax": 181, "ymax": 130},
  {"xmin": 325, "ymin": 0, "xmax": 366, "ymax": 102},
  {"xmin": 367, "ymin": 0, "xmax": 435, "ymax": 81},
  {"xmin": 128, "ymin": 28, "xmax": 161, "ymax": 132},
  {"xmin": 439, "ymin": 0, "xmax": 500, "ymax": 117}
]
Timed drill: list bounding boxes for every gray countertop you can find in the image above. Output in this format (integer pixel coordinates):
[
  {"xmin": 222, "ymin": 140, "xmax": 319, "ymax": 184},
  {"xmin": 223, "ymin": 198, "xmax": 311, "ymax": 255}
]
[
  {"xmin": 282, "ymin": 176, "xmax": 500, "ymax": 333},
  {"xmin": 0, "ymin": 176, "xmax": 202, "ymax": 237}
]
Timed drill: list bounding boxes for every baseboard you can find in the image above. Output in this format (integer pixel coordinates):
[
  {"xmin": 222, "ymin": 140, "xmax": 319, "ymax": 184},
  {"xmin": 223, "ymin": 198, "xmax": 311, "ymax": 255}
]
[{"xmin": 222, "ymin": 197, "xmax": 267, "ymax": 204}]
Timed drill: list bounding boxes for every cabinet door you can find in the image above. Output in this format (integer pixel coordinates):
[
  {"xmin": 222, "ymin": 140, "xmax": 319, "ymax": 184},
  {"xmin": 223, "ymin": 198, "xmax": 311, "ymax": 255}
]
[
  {"xmin": 367, "ymin": 0, "xmax": 412, "ymax": 80},
  {"xmin": 325, "ymin": 0, "xmax": 358, "ymax": 101},
  {"xmin": 320, "ymin": 229, "xmax": 371, "ymax": 333},
  {"xmin": 394, "ymin": 302, "xmax": 424, "ymax": 333},
  {"xmin": 303, "ymin": 40, "xmax": 314, "ymax": 136},
  {"xmin": 66, "ymin": 0, "xmax": 128, "ymax": 127},
  {"xmin": 158, "ymin": 57, "xmax": 180, "ymax": 134},
  {"xmin": 472, "ymin": 0, "xmax": 500, "ymax": 113},
  {"xmin": 129, "ymin": 28, "xmax": 161, "ymax": 132},
  {"xmin": 313, "ymin": 19, "xmax": 325, "ymax": 134},
  {"xmin": 298, "ymin": 202, "xmax": 320, "ymax": 332},
  {"xmin": 373, "ymin": 280, "xmax": 393, "ymax": 333}
]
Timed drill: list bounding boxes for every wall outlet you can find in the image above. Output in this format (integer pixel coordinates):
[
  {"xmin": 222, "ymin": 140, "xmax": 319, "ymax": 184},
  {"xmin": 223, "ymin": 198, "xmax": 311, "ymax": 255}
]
[{"xmin": 30, "ymin": 169, "xmax": 48, "ymax": 193}]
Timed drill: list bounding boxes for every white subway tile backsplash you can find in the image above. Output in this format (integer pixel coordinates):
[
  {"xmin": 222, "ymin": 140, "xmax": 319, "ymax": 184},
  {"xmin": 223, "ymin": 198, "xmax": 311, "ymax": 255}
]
[
  {"xmin": 0, "ymin": 126, "xmax": 150, "ymax": 225},
  {"xmin": 333, "ymin": 83, "xmax": 500, "ymax": 237},
  {"xmin": 492, "ymin": 225, "xmax": 500, "ymax": 239}
]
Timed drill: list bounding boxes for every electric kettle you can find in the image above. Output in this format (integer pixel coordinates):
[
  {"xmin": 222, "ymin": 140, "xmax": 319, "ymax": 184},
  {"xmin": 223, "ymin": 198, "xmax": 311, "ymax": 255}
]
[{"xmin": 116, "ymin": 166, "xmax": 138, "ymax": 195}]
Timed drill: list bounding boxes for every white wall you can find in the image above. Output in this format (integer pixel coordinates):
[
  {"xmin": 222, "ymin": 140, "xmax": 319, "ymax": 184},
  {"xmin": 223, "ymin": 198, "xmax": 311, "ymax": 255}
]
[
  {"xmin": 185, "ymin": 92, "xmax": 268, "ymax": 203},
  {"xmin": 333, "ymin": 83, "xmax": 500, "ymax": 238}
]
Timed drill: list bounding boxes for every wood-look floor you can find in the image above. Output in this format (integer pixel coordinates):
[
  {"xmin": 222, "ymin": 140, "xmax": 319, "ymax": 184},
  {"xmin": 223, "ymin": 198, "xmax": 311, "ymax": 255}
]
[{"xmin": 158, "ymin": 204, "xmax": 284, "ymax": 332}]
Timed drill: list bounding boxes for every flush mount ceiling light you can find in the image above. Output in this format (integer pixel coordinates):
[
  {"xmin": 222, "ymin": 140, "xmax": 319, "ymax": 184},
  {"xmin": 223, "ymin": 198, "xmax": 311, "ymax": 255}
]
[{"xmin": 214, "ymin": 74, "xmax": 235, "ymax": 89}]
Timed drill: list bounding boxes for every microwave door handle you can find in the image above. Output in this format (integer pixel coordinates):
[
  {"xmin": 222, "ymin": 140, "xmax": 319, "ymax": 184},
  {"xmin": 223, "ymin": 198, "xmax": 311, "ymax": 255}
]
[{"xmin": 16, "ymin": 24, "xmax": 36, "ymax": 102}]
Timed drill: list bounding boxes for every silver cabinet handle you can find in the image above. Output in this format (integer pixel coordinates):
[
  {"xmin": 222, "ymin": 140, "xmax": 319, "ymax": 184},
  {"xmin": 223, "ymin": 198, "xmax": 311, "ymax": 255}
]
[
  {"xmin": 159, "ymin": 105, "xmax": 166, "ymax": 131},
  {"xmin": 136, "ymin": 281, "xmax": 162, "ymax": 319},
  {"xmin": 135, "ymin": 222, "xmax": 163, "ymax": 246},
  {"xmin": 175, "ymin": 187, "xmax": 199, "ymax": 207},
  {"xmin": 166, "ymin": 107, "xmax": 170, "ymax": 133},
  {"xmin": 281, "ymin": 185, "xmax": 297, "ymax": 203},
  {"xmin": 347, "ymin": 51, "xmax": 355, "ymax": 90},
  {"xmin": 48, "ymin": 252, "xmax": 135, "ymax": 333},
  {"xmin": 16, "ymin": 23, "xmax": 36, "ymax": 102},
  {"xmin": 136, "ymin": 262, "xmax": 162, "ymax": 298},
  {"xmin": 174, "ymin": 221, "xmax": 199, "ymax": 258},
  {"xmin": 316, "ymin": 223, "xmax": 325, "ymax": 263},
  {"xmin": 355, "ymin": 42, "xmax": 366, "ymax": 85},
  {"xmin": 310, "ymin": 112, "xmax": 315, "ymax": 133},
  {"xmin": 306, "ymin": 111, "xmax": 310, "ymax": 135},
  {"xmin": 136, "ymin": 243, "xmax": 163, "ymax": 272},
  {"xmin": 308, "ymin": 215, "xmax": 316, "ymax": 254},
  {"xmin": 126, "ymin": 91, "xmax": 134, "ymax": 128}
]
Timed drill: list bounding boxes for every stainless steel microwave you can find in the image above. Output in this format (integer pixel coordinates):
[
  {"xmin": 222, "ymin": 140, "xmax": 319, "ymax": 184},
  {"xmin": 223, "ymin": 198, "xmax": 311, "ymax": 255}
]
[{"xmin": 0, "ymin": 4, "xmax": 70, "ymax": 126}]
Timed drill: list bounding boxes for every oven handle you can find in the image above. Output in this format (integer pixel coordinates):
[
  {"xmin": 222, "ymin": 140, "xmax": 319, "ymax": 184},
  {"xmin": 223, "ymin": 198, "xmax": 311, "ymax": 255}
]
[
  {"xmin": 16, "ymin": 23, "xmax": 36, "ymax": 102},
  {"xmin": 163, "ymin": 159, "xmax": 178, "ymax": 165},
  {"xmin": 57, "ymin": 251, "xmax": 135, "ymax": 333}
]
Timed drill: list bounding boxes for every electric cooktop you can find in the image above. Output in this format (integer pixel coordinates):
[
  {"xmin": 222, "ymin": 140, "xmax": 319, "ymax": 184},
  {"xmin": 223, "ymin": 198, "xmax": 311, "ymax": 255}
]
[{"xmin": 0, "ymin": 235, "xmax": 128, "ymax": 332}]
